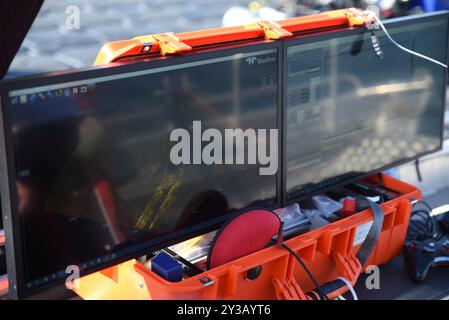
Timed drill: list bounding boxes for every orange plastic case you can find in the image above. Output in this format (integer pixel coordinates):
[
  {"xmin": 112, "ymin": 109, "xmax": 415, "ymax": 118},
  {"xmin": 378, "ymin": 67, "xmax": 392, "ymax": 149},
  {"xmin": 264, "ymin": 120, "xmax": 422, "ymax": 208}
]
[
  {"xmin": 75, "ymin": 8, "xmax": 412, "ymax": 300},
  {"xmin": 75, "ymin": 174, "xmax": 419, "ymax": 300}
]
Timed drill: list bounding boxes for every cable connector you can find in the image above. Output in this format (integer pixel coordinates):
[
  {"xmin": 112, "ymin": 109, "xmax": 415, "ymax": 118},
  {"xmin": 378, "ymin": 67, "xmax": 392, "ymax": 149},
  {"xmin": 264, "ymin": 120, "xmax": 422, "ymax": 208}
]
[
  {"xmin": 362, "ymin": 10, "xmax": 378, "ymax": 31},
  {"xmin": 362, "ymin": 10, "xmax": 447, "ymax": 69},
  {"xmin": 370, "ymin": 31, "xmax": 383, "ymax": 59},
  {"xmin": 362, "ymin": 10, "xmax": 383, "ymax": 60}
]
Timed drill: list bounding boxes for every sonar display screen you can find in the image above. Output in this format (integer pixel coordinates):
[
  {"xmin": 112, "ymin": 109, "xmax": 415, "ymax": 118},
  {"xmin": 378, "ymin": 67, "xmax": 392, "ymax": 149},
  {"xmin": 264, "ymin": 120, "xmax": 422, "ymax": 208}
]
[
  {"xmin": 0, "ymin": 44, "xmax": 280, "ymax": 294},
  {"xmin": 285, "ymin": 16, "xmax": 448, "ymax": 200}
]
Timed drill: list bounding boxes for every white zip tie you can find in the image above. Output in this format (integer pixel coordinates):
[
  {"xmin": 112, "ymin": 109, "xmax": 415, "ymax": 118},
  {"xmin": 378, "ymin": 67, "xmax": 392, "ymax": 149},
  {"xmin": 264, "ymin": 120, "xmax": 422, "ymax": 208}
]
[
  {"xmin": 337, "ymin": 276, "xmax": 358, "ymax": 300},
  {"xmin": 367, "ymin": 13, "xmax": 447, "ymax": 69}
]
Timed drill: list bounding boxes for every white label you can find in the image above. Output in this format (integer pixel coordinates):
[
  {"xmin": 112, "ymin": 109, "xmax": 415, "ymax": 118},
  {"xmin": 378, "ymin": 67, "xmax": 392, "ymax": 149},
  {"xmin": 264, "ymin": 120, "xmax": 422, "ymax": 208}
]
[{"xmin": 353, "ymin": 220, "xmax": 373, "ymax": 247}]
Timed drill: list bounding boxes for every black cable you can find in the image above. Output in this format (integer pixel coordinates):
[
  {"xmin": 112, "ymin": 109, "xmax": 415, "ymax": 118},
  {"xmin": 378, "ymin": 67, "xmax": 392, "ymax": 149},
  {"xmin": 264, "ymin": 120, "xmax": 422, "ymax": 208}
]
[
  {"xmin": 415, "ymin": 200, "xmax": 433, "ymax": 213},
  {"xmin": 407, "ymin": 200, "xmax": 438, "ymax": 240},
  {"xmin": 267, "ymin": 209, "xmax": 327, "ymax": 300},
  {"xmin": 407, "ymin": 210, "xmax": 435, "ymax": 240},
  {"xmin": 281, "ymin": 243, "xmax": 327, "ymax": 300},
  {"xmin": 415, "ymin": 159, "xmax": 423, "ymax": 182}
]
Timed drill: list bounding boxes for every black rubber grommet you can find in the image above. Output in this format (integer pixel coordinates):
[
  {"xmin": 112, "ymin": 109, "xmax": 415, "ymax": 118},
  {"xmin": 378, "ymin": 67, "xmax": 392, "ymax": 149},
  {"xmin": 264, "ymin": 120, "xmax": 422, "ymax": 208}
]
[{"xmin": 246, "ymin": 265, "xmax": 263, "ymax": 281}]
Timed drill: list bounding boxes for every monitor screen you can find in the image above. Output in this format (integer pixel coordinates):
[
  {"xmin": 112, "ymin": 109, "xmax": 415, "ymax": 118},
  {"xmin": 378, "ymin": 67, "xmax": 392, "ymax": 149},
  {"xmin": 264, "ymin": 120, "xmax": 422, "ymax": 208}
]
[
  {"xmin": 284, "ymin": 14, "xmax": 449, "ymax": 201},
  {"xmin": 0, "ymin": 43, "xmax": 280, "ymax": 297}
]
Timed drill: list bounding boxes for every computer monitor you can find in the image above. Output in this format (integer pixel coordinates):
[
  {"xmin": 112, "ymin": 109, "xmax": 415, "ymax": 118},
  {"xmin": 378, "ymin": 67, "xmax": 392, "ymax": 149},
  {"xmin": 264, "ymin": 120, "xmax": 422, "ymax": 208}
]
[
  {"xmin": 283, "ymin": 12, "xmax": 449, "ymax": 203},
  {"xmin": 0, "ymin": 42, "xmax": 281, "ymax": 298}
]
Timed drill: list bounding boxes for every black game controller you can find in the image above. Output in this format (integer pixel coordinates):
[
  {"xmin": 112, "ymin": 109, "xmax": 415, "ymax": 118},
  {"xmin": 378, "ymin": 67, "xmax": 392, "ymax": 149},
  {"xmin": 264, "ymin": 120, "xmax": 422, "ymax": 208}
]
[{"xmin": 403, "ymin": 235, "xmax": 449, "ymax": 281}]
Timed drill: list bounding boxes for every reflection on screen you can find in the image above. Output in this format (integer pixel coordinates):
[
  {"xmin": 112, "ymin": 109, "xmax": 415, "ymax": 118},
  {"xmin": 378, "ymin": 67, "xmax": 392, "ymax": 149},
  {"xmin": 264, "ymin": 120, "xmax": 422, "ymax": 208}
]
[
  {"xmin": 7, "ymin": 48, "xmax": 279, "ymax": 288},
  {"xmin": 286, "ymin": 18, "xmax": 447, "ymax": 200}
]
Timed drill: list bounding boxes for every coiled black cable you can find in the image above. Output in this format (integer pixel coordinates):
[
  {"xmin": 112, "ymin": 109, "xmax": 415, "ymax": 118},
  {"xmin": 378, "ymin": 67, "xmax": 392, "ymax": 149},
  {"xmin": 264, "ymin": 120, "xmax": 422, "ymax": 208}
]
[{"xmin": 407, "ymin": 200, "xmax": 438, "ymax": 241}]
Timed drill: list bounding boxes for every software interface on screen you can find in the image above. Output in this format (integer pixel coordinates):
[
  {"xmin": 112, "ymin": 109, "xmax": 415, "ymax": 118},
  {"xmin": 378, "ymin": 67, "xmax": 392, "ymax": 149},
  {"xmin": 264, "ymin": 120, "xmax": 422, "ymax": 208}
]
[
  {"xmin": 4, "ymin": 47, "xmax": 279, "ymax": 289},
  {"xmin": 285, "ymin": 18, "xmax": 448, "ymax": 200}
]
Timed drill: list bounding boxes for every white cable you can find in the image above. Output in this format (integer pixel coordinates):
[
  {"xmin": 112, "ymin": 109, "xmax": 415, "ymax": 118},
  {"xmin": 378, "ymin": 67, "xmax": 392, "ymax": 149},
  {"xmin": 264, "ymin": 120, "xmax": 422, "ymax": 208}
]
[
  {"xmin": 337, "ymin": 276, "xmax": 358, "ymax": 301},
  {"xmin": 337, "ymin": 295, "xmax": 346, "ymax": 300},
  {"xmin": 368, "ymin": 13, "xmax": 447, "ymax": 69}
]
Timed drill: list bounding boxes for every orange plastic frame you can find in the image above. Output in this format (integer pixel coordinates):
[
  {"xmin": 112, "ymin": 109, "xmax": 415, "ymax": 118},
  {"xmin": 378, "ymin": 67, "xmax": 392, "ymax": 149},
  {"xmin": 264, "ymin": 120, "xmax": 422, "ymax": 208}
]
[{"xmin": 93, "ymin": 8, "xmax": 372, "ymax": 65}]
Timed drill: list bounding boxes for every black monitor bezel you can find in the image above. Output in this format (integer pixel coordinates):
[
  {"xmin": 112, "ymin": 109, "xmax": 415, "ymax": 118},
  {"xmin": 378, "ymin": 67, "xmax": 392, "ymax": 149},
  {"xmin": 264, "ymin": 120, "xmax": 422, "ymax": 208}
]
[
  {"xmin": 0, "ymin": 39, "xmax": 284, "ymax": 299},
  {"xmin": 281, "ymin": 11, "xmax": 449, "ymax": 207}
]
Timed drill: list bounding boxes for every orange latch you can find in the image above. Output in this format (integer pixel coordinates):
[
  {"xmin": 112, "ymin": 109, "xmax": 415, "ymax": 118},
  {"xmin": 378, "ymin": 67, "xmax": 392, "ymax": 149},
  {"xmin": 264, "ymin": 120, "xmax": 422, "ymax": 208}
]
[
  {"xmin": 152, "ymin": 33, "xmax": 192, "ymax": 56},
  {"xmin": 343, "ymin": 7, "xmax": 373, "ymax": 27},
  {"xmin": 255, "ymin": 20, "xmax": 293, "ymax": 40}
]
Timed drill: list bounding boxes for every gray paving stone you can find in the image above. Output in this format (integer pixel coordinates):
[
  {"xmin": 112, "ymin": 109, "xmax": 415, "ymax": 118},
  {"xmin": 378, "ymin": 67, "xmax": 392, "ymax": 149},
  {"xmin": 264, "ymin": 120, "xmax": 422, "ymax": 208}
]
[
  {"xmin": 7, "ymin": 55, "xmax": 74, "ymax": 75},
  {"xmin": 7, "ymin": 0, "xmax": 250, "ymax": 75}
]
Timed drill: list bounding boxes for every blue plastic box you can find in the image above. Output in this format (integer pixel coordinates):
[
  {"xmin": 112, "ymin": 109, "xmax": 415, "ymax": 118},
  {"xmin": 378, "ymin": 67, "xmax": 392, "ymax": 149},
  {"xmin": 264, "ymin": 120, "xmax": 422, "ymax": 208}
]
[{"xmin": 151, "ymin": 252, "xmax": 183, "ymax": 282}]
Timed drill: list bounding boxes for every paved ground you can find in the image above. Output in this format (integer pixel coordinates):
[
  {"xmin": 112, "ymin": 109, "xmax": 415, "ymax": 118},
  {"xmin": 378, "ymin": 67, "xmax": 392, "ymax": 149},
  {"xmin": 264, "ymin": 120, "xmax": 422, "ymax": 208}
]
[{"xmin": 6, "ymin": 0, "xmax": 252, "ymax": 77}]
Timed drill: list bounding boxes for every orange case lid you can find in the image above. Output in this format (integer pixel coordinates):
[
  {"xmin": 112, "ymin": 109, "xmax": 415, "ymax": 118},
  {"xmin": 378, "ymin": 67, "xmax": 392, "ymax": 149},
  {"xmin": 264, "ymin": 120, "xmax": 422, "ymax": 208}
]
[{"xmin": 93, "ymin": 8, "xmax": 371, "ymax": 65}]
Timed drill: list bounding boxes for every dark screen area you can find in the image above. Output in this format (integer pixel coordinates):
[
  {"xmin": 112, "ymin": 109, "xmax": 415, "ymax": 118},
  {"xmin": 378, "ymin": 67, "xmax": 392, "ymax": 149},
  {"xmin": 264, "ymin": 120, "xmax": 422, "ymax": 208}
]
[
  {"xmin": 5, "ymin": 47, "xmax": 279, "ymax": 289},
  {"xmin": 286, "ymin": 18, "xmax": 448, "ymax": 200}
]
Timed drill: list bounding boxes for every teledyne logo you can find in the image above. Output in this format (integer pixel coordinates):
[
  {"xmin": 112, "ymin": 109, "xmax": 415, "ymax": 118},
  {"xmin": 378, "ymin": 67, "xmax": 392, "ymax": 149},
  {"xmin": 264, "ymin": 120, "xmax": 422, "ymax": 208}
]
[
  {"xmin": 246, "ymin": 57, "xmax": 257, "ymax": 65},
  {"xmin": 169, "ymin": 121, "xmax": 278, "ymax": 175},
  {"xmin": 245, "ymin": 55, "xmax": 276, "ymax": 66}
]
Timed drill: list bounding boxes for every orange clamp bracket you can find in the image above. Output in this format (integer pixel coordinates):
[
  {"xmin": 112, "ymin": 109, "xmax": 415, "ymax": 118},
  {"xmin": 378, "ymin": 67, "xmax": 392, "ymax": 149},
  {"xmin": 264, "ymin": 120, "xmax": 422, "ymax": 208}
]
[
  {"xmin": 256, "ymin": 20, "xmax": 293, "ymax": 40},
  {"xmin": 343, "ymin": 7, "xmax": 372, "ymax": 27},
  {"xmin": 152, "ymin": 33, "xmax": 192, "ymax": 56}
]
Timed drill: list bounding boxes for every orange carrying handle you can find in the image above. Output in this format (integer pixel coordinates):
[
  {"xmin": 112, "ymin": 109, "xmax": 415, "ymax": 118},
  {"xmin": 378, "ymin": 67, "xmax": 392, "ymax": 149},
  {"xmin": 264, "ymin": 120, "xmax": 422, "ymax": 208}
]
[{"xmin": 93, "ymin": 8, "xmax": 372, "ymax": 65}]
